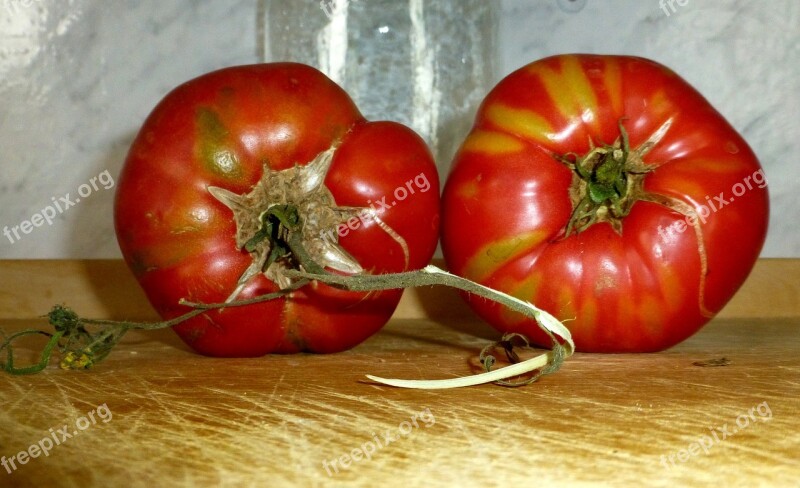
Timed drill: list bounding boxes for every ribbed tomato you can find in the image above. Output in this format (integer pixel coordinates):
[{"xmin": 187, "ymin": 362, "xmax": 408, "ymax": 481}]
[
  {"xmin": 115, "ymin": 63, "xmax": 439, "ymax": 356},
  {"xmin": 442, "ymin": 54, "xmax": 768, "ymax": 352}
]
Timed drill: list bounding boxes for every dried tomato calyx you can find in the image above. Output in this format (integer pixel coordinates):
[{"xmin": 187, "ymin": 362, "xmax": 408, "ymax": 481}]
[
  {"xmin": 208, "ymin": 146, "xmax": 366, "ymax": 300},
  {"xmin": 242, "ymin": 204, "xmax": 326, "ymax": 276},
  {"xmin": 558, "ymin": 119, "xmax": 672, "ymax": 237}
]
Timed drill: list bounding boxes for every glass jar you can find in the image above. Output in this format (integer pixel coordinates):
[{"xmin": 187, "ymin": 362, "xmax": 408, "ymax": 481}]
[{"xmin": 262, "ymin": 0, "xmax": 498, "ymax": 177}]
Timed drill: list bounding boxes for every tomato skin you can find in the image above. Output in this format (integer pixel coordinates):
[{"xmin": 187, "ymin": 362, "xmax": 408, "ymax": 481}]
[
  {"xmin": 442, "ymin": 54, "xmax": 768, "ymax": 352},
  {"xmin": 115, "ymin": 63, "xmax": 439, "ymax": 356}
]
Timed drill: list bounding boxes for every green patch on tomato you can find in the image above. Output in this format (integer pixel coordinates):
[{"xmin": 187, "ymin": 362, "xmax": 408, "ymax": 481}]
[{"xmin": 195, "ymin": 108, "xmax": 243, "ymax": 179}]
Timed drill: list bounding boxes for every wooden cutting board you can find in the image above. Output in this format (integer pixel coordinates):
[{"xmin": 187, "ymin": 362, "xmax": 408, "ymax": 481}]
[{"xmin": 0, "ymin": 260, "xmax": 798, "ymax": 487}]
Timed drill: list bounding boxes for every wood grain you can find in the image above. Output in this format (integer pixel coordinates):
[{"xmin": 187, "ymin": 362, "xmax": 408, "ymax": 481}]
[
  {"xmin": 0, "ymin": 260, "xmax": 799, "ymax": 487},
  {"xmin": 1, "ymin": 258, "xmax": 798, "ymax": 320}
]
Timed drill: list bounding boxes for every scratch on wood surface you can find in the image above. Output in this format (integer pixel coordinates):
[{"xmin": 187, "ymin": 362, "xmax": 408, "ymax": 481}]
[{"xmin": 1, "ymin": 318, "xmax": 799, "ymax": 486}]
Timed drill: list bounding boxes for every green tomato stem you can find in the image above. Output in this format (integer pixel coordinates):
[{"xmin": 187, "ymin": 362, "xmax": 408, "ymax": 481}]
[
  {"xmin": 0, "ymin": 281, "xmax": 308, "ymax": 374},
  {"xmin": 1, "ymin": 265, "xmax": 574, "ymax": 389},
  {"xmin": 284, "ymin": 265, "xmax": 574, "ymax": 389},
  {"xmin": 1, "ymin": 179, "xmax": 574, "ymax": 388}
]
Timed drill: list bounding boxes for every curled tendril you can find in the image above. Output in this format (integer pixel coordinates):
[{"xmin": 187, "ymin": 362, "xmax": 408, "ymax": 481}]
[{"xmin": 480, "ymin": 333, "xmax": 566, "ymax": 387}]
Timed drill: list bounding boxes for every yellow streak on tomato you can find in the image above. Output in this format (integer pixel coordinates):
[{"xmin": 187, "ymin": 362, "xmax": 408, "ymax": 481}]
[
  {"xmin": 461, "ymin": 130, "xmax": 525, "ymax": 155},
  {"xmin": 484, "ymin": 104, "xmax": 553, "ymax": 145},
  {"xmin": 648, "ymin": 90, "xmax": 678, "ymax": 120},
  {"xmin": 676, "ymin": 158, "xmax": 752, "ymax": 175},
  {"xmin": 557, "ymin": 285, "xmax": 577, "ymax": 321},
  {"xmin": 656, "ymin": 263, "xmax": 685, "ymax": 314},
  {"xmin": 578, "ymin": 298, "xmax": 598, "ymax": 333},
  {"xmin": 498, "ymin": 272, "xmax": 542, "ymax": 326},
  {"xmin": 457, "ymin": 180, "xmax": 480, "ymax": 199},
  {"xmin": 646, "ymin": 159, "xmax": 708, "ymax": 197},
  {"xmin": 639, "ymin": 294, "xmax": 664, "ymax": 337},
  {"xmin": 617, "ymin": 288, "xmax": 636, "ymax": 333},
  {"xmin": 603, "ymin": 58, "xmax": 624, "ymax": 116},
  {"xmin": 528, "ymin": 55, "xmax": 599, "ymax": 128},
  {"xmin": 651, "ymin": 179, "xmax": 708, "ymax": 203},
  {"xmin": 462, "ymin": 230, "xmax": 548, "ymax": 283}
]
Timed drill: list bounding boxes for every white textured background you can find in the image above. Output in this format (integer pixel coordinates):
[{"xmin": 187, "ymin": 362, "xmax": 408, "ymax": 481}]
[{"xmin": 1, "ymin": 0, "xmax": 797, "ymax": 258}]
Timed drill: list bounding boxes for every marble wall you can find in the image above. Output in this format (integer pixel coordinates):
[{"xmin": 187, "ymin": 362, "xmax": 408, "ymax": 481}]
[{"xmin": 0, "ymin": 0, "xmax": 797, "ymax": 258}]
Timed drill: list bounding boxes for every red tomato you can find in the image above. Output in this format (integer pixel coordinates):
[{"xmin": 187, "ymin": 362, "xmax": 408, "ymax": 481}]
[
  {"xmin": 115, "ymin": 63, "xmax": 439, "ymax": 356},
  {"xmin": 442, "ymin": 54, "xmax": 768, "ymax": 352}
]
